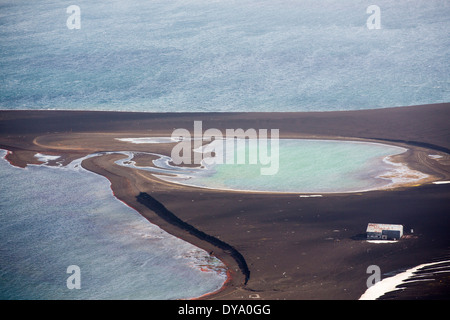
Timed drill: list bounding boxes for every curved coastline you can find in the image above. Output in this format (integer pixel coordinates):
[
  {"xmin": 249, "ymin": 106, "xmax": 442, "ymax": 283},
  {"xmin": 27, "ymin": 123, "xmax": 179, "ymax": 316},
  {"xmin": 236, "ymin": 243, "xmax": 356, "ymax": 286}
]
[
  {"xmin": 1, "ymin": 104, "xmax": 449, "ymax": 300},
  {"xmin": 97, "ymin": 138, "xmax": 434, "ymax": 194},
  {"xmin": 0, "ymin": 149, "xmax": 228, "ymax": 300},
  {"xmin": 3, "ymin": 137, "xmax": 447, "ymax": 300},
  {"xmin": 68, "ymin": 140, "xmax": 450, "ymax": 300},
  {"xmin": 136, "ymin": 192, "xmax": 250, "ymax": 284},
  {"xmin": 0, "ymin": 146, "xmax": 247, "ymax": 299},
  {"xmin": 77, "ymin": 153, "xmax": 247, "ymax": 299}
]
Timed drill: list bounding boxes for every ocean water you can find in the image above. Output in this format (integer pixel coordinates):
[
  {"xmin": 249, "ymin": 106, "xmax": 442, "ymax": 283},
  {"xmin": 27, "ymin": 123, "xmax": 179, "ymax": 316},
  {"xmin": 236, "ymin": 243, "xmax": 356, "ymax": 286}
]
[
  {"xmin": 0, "ymin": 150, "xmax": 226, "ymax": 300},
  {"xmin": 0, "ymin": 0, "xmax": 448, "ymax": 301},
  {"xmin": 114, "ymin": 138, "xmax": 428, "ymax": 193},
  {"xmin": 0, "ymin": 0, "xmax": 449, "ymax": 112}
]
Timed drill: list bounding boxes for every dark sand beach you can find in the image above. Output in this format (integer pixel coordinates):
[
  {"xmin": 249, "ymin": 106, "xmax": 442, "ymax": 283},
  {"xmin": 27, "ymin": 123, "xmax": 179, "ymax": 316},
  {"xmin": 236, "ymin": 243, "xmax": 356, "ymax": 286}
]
[{"xmin": 1, "ymin": 103, "xmax": 449, "ymax": 300}]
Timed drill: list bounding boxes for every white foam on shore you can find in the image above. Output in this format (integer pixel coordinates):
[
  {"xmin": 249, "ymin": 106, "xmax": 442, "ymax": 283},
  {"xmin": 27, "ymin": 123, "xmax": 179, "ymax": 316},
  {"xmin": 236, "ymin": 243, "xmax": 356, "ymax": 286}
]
[
  {"xmin": 378, "ymin": 155, "xmax": 430, "ymax": 188},
  {"xmin": 115, "ymin": 137, "xmax": 205, "ymax": 144},
  {"xmin": 433, "ymin": 180, "xmax": 450, "ymax": 185},
  {"xmin": 359, "ymin": 260, "xmax": 450, "ymax": 300},
  {"xmin": 34, "ymin": 153, "xmax": 60, "ymax": 163},
  {"xmin": 299, "ymin": 195, "xmax": 323, "ymax": 198},
  {"xmin": 115, "ymin": 137, "xmax": 182, "ymax": 144},
  {"xmin": 0, "ymin": 149, "xmax": 8, "ymax": 159}
]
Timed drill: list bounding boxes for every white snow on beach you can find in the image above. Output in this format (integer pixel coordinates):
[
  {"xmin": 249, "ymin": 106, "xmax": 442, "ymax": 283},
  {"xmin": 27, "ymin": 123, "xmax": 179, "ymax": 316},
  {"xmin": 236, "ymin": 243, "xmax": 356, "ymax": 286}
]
[
  {"xmin": 366, "ymin": 240, "xmax": 398, "ymax": 244},
  {"xmin": 115, "ymin": 137, "xmax": 182, "ymax": 144},
  {"xmin": 34, "ymin": 153, "xmax": 61, "ymax": 165},
  {"xmin": 359, "ymin": 260, "xmax": 450, "ymax": 300},
  {"xmin": 299, "ymin": 195, "xmax": 323, "ymax": 198},
  {"xmin": 433, "ymin": 181, "xmax": 450, "ymax": 185},
  {"xmin": 34, "ymin": 153, "xmax": 60, "ymax": 161}
]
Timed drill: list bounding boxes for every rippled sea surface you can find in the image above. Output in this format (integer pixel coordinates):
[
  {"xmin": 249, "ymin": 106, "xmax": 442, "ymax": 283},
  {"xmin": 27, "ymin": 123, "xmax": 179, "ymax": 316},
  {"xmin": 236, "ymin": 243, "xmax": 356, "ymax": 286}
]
[
  {"xmin": 0, "ymin": 150, "xmax": 226, "ymax": 300},
  {"xmin": 1, "ymin": 0, "xmax": 448, "ymax": 112}
]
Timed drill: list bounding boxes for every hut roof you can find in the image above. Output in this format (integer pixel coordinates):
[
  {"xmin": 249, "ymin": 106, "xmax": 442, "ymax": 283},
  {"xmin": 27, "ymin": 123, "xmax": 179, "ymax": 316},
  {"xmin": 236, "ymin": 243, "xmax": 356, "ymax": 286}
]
[{"xmin": 366, "ymin": 223, "xmax": 403, "ymax": 233}]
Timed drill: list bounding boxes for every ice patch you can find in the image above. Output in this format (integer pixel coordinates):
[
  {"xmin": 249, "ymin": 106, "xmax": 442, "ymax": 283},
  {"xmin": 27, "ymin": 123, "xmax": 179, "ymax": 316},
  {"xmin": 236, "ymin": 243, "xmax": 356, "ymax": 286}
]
[
  {"xmin": 299, "ymin": 195, "xmax": 323, "ymax": 198},
  {"xmin": 359, "ymin": 260, "xmax": 450, "ymax": 300},
  {"xmin": 34, "ymin": 153, "xmax": 61, "ymax": 165},
  {"xmin": 433, "ymin": 181, "xmax": 450, "ymax": 185},
  {"xmin": 35, "ymin": 153, "xmax": 60, "ymax": 162},
  {"xmin": 367, "ymin": 240, "xmax": 398, "ymax": 244},
  {"xmin": 115, "ymin": 137, "xmax": 183, "ymax": 144}
]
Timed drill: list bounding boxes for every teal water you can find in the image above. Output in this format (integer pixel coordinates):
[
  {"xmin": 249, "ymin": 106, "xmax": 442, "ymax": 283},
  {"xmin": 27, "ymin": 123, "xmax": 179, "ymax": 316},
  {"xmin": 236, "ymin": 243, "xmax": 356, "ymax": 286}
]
[
  {"xmin": 116, "ymin": 139, "xmax": 425, "ymax": 193},
  {"xmin": 0, "ymin": 0, "xmax": 449, "ymax": 112},
  {"xmin": 0, "ymin": 0, "xmax": 447, "ymax": 301},
  {"xmin": 0, "ymin": 150, "xmax": 226, "ymax": 300},
  {"xmin": 201, "ymin": 140, "xmax": 406, "ymax": 193}
]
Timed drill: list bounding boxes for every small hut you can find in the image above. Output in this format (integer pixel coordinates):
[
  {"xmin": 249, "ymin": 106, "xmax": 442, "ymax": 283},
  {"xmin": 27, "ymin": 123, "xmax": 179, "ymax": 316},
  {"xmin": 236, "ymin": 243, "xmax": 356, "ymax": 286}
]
[{"xmin": 366, "ymin": 223, "xmax": 403, "ymax": 240}]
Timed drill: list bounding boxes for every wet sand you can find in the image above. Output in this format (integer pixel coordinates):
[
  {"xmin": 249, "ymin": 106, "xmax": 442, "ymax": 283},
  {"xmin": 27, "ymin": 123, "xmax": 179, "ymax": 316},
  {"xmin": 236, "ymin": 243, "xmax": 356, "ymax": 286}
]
[{"xmin": 0, "ymin": 103, "xmax": 449, "ymax": 300}]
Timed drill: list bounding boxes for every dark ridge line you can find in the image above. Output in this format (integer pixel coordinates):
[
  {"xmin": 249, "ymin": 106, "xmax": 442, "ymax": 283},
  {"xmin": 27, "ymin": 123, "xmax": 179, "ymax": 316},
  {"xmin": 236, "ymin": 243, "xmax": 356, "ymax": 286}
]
[
  {"xmin": 362, "ymin": 137, "xmax": 450, "ymax": 155},
  {"xmin": 136, "ymin": 192, "xmax": 250, "ymax": 285}
]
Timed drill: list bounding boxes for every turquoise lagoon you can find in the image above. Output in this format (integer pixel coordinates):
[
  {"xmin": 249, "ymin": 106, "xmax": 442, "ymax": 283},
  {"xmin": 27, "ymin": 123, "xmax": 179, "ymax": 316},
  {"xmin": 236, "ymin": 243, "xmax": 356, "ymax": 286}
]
[{"xmin": 116, "ymin": 138, "xmax": 427, "ymax": 194}]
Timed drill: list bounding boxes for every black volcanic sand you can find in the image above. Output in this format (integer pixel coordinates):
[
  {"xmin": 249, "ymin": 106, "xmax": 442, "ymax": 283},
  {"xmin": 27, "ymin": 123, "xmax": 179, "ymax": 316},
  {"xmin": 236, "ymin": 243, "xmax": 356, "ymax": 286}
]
[{"xmin": 0, "ymin": 103, "xmax": 449, "ymax": 300}]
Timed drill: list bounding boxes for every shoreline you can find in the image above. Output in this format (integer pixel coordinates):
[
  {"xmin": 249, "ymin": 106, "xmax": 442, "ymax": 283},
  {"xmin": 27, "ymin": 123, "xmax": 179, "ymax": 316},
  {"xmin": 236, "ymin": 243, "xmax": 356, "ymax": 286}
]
[
  {"xmin": 0, "ymin": 148, "xmax": 229, "ymax": 300},
  {"xmin": 108, "ymin": 168, "xmax": 236, "ymax": 301},
  {"xmin": 359, "ymin": 258, "xmax": 450, "ymax": 300},
  {"xmin": 71, "ymin": 152, "xmax": 236, "ymax": 300},
  {"xmin": 24, "ymin": 136, "xmax": 447, "ymax": 194},
  {"xmin": 108, "ymin": 138, "xmax": 443, "ymax": 195},
  {"xmin": 1, "ymin": 136, "xmax": 441, "ymax": 299},
  {"xmin": 0, "ymin": 147, "xmax": 233, "ymax": 301},
  {"xmin": 135, "ymin": 192, "xmax": 250, "ymax": 285},
  {"xmin": 77, "ymin": 152, "xmax": 248, "ymax": 299},
  {"xmin": 125, "ymin": 137, "xmax": 430, "ymax": 195},
  {"xmin": 1, "ymin": 103, "xmax": 449, "ymax": 299}
]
